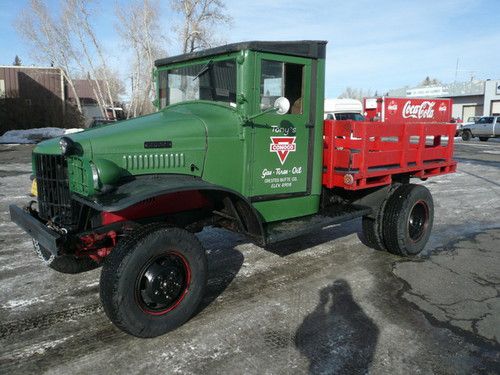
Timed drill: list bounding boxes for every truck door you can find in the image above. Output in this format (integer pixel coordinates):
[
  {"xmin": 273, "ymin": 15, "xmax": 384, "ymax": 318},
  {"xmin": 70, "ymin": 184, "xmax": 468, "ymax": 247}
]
[
  {"xmin": 476, "ymin": 117, "xmax": 493, "ymax": 136},
  {"xmin": 248, "ymin": 53, "xmax": 312, "ymax": 199}
]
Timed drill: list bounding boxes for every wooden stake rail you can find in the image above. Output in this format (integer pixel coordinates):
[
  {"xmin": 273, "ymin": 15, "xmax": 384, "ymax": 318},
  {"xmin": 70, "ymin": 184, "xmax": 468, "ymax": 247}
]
[{"xmin": 322, "ymin": 120, "xmax": 457, "ymax": 190}]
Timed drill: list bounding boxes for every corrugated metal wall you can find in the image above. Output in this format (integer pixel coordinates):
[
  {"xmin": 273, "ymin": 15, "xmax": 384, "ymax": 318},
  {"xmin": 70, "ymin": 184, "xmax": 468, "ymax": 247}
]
[
  {"xmin": 0, "ymin": 67, "xmax": 64, "ymax": 99},
  {"xmin": 0, "ymin": 67, "xmax": 82, "ymax": 133}
]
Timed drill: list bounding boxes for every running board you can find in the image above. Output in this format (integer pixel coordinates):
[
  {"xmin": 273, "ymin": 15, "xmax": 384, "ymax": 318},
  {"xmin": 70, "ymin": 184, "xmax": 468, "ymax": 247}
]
[{"xmin": 265, "ymin": 204, "xmax": 372, "ymax": 245}]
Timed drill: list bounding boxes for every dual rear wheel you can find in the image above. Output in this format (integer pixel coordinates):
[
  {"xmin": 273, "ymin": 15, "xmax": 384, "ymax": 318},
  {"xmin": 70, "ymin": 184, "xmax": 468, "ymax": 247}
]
[{"xmin": 362, "ymin": 184, "xmax": 434, "ymax": 256}]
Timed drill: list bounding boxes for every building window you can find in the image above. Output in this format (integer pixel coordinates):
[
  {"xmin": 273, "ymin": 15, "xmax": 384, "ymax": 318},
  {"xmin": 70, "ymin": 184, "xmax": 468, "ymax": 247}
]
[{"xmin": 0, "ymin": 79, "xmax": 5, "ymax": 98}]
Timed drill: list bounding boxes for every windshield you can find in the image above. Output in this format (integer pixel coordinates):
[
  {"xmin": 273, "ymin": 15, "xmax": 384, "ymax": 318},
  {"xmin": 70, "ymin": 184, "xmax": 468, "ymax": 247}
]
[
  {"xmin": 334, "ymin": 113, "xmax": 365, "ymax": 121},
  {"xmin": 158, "ymin": 59, "xmax": 236, "ymax": 108}
]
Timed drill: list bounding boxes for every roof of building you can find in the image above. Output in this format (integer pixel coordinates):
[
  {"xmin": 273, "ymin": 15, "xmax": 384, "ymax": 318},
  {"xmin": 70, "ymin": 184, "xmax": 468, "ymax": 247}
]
[
  {"xmin": 67, "ymin": 79, "xmax": 105, "ymax": 101},
  {"xmin": 0, "ymin": 65, "xmax": 62, "ymax": 70},
  {"xmin": 389, "ymin": 80, "xmax": 486, "ymax": 98},
  {"xmin": 155, "ymin": 40, "xmax": 328, "ymax": 67}
]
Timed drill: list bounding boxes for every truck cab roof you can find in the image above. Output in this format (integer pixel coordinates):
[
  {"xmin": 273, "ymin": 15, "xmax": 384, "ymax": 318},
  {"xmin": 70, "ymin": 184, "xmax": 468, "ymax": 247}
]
[{"xmin": 155, "ymin": 40, "xmax": 327, "ymax": 67}]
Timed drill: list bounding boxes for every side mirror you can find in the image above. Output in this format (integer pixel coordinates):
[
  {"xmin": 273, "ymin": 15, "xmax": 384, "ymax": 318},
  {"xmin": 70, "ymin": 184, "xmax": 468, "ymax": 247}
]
[
  {"xmin": 274, "ymin": 97, "xmax": 290, "ymax": 115},
  {"xmin": 245, "ymin": 97, "xmax": 291, "ymax": 122}
]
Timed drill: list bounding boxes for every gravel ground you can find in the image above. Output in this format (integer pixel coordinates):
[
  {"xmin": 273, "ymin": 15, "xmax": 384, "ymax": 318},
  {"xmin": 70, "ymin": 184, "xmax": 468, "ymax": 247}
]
[{"xmin": 0, "ymin": 139, "xmax": 499, "ymax": 374}]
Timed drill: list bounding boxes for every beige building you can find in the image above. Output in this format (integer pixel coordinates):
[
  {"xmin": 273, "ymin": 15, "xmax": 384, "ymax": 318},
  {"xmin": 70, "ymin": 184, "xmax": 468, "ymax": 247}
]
[{"xmin": 388, "ymin": 78, "xmax": 500, "ymax": 121}]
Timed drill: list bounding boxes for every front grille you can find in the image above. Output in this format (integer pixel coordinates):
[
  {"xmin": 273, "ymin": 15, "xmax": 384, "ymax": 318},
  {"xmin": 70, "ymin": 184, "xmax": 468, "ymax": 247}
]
[{"xmin": 34, "ymin": 154, "xmax": 74, "ymax": 225}]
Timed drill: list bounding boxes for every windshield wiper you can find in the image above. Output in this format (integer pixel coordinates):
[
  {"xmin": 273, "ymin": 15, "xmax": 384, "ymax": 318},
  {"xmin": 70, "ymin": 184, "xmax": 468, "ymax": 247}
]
[{"xmin": 193, "ymin": 60, "xmax": 213, "ymax": 81}]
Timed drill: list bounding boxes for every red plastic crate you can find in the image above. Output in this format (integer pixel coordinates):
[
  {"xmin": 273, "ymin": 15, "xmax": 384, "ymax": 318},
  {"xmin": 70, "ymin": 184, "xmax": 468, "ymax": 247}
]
[{"xmin": 322, "ymin": 120, "xmax": 457, "ymax": 190}]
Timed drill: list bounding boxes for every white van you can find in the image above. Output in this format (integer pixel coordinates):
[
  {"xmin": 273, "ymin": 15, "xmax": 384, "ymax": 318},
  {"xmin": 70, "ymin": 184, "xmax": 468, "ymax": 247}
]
[{"xmin": 324, "ymin": 98, "xmax": 365, "ymax": 121}]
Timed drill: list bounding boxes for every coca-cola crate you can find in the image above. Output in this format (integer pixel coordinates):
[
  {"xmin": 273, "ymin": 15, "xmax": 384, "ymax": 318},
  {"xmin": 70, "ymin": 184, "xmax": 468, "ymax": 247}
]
[{"xmin": 364, "ymin": 97, "xmax": 453, "ymax": 123}]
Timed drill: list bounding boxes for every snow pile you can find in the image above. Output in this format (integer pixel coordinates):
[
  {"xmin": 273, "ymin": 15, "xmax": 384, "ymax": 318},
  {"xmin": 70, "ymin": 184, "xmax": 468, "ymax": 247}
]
[{"xmin": 0, "ymin": 127, "xmax": 83, "ymax": 144}]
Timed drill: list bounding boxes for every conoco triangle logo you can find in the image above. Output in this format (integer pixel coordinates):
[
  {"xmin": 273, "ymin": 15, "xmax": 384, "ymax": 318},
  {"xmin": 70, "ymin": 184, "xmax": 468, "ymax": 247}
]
[{"xmin": 270, "ymin": 136, "xmax": 296, "ymax": 165}]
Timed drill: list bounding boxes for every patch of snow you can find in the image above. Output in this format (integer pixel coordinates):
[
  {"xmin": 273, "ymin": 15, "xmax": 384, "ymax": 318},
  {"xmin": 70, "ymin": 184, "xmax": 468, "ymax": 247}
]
[
  {"xmin": 2, "ymin": 297, "xmax": 44, "ymax": 309},
  {"xmin": 0, "ymin": 127, "xmax": 83, "ymax": 144},
  {"xmin": 3, "ymin": 335, "xmax": 74, "ymax": 361}
]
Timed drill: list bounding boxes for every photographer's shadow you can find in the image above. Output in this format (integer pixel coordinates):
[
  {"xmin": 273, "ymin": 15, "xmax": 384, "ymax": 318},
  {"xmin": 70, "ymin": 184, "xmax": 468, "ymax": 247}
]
[{"xmin": 295, "ymin": 279, "xmax": 379, "ymax": 374}]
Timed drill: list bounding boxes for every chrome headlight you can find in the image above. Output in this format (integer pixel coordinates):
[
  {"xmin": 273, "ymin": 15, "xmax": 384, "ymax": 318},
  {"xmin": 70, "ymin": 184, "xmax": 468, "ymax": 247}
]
[
  {"xmin": 89, "ymin": 162, "xmax": 100, "ymax": 189},
  {"xmin": 59, "ymin": 137, "xmax": 74, "ymax": 156}
]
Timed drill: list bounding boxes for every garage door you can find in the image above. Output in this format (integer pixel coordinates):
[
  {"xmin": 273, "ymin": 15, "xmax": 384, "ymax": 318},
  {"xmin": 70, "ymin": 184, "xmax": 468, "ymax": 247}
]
[
  {"xmin": 491, "ymin": 101, "xmax": 500, "ymax": 116},
  {"xmin": 462, "ymin": 105, "xmax": 476, "ymax": 120}
]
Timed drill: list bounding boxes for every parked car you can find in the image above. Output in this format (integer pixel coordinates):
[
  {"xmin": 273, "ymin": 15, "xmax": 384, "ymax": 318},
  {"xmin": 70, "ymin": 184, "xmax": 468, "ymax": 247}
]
[
  {"xmin": 455, "ymin": 116, "xmax": 479, "ymax": 137},
  {"xmin": 89, "ymin": 117, "xmax": 116, "ymax": 128},
  {"xmin": 461, "ymin": 116, "xmax": 500, "ymax": 141}
]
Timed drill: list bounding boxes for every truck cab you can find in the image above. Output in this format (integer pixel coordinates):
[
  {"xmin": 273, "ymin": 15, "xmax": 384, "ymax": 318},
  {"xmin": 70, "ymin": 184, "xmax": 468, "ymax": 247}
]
[{"xmin": 152, "ymin": 41, "xmax": 327, "ymax": 222}]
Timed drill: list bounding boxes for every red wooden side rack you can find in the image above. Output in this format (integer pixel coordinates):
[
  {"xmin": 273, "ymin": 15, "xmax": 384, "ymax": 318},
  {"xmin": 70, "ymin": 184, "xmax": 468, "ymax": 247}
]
[{"xmin": 322, "ymin": 120, "xmax": 457, "ymax": 190}]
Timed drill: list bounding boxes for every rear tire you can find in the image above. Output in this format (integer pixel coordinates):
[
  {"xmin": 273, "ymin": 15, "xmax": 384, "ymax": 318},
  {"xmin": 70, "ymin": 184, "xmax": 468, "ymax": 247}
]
[
  {"xmin": 479, "ymin": 137, "xmax": 489, "ymax": 142},
  {"xmin": 361, "ymin": 183, "xmax": 401, "ymax": 251},
  {"xmin": 382, "ymin": 184, "xmax": 434, "ymax": 256},
  {"xmin": 100, "ymin": 224, "xmax": 207, "ymax": 338},
  {"xmin": 33, "ymin": 240, "xmax": 99, "ymax": 274},
  {"xmin": 462, "ymin": 130, "xmax": 472, "ymax": 141}
]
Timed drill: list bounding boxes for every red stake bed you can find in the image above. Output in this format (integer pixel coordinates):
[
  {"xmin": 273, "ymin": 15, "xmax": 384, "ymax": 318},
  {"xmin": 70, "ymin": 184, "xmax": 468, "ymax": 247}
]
[{"xmin": 322, "ymin": 120, "xmax": 457, "ymax": 190}]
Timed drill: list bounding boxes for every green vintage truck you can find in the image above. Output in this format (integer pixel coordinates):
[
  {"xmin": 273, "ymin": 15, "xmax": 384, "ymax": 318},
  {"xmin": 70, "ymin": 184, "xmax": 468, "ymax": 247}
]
[{"xmin": 10, "ymin": 41, "xmax": 456, "ymax": 337}]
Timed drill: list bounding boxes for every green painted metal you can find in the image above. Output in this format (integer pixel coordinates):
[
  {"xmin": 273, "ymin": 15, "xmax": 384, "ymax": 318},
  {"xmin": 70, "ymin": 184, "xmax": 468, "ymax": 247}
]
[{"xmin": 32, "ymin": 42, "xmax": 326, "ymax": 224}]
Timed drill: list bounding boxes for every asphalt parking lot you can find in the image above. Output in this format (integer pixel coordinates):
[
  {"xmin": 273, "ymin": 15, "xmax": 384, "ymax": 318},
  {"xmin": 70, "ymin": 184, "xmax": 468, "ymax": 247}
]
[{"xmin": 0, "ymin": 139, "xmax": 499, "ymax": 374}]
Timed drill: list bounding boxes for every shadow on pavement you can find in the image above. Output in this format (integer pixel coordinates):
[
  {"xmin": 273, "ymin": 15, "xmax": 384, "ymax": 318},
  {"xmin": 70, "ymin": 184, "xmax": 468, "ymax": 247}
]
[
  {"xmin": 295, "ymin": 279, "xmax": 379, "ymax": 374},
  {"xmin": 265, "ymin": 220, "xmax": 359, "ymax": 257},
  {"xmin": 196, "ymin": 234, "xmax": 244, "ymax": 314}
]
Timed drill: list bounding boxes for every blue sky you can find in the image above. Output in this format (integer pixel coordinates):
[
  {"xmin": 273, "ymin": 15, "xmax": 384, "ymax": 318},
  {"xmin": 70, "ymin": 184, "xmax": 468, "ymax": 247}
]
[{"xmin": 1, "ymin": 0, "xmax": 499, "ymax": 97}]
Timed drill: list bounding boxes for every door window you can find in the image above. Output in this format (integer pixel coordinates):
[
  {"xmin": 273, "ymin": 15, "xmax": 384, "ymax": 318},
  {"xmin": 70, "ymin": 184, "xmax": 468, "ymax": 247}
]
[
  {"xmin": 477, "ymin": 117, "xmax": 493, "ymax": 124},
  {"xmin": 260, "ymin": 60, "xmax": 304, "ymax": 114}
]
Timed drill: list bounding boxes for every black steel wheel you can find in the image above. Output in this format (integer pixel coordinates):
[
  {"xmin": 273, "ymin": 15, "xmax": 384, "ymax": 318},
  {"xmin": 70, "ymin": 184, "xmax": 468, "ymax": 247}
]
[
  {"xmin": 33, "ymin": 240, "xmax": 99, "ymax": 274},
  {"xmin": 462, "ymin": 130, "xmax": 472, "ymax": 141},
  {"xmin": 135, "ymin": 252, "xmax": 191, "ymax": 315},
  {"xmin": 100, "ymin": 224, "xmax": 207, "ymax": 338},
  {"xmin": 382, "ymin": 184, "xmax": 434, "ymax": 256}
]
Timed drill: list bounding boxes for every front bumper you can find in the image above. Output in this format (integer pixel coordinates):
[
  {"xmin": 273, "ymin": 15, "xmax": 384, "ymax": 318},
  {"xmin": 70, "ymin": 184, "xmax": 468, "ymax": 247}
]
[{"xmin": 9, "ymin": 204, "xmax": 61, "ymax": 256}]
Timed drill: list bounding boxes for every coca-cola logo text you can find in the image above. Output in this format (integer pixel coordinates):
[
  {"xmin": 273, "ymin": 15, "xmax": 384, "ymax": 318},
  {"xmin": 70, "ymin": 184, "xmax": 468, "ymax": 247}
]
[{"xmin": 402, "ymin": 101, "xmax": 435, "ymax": 119}]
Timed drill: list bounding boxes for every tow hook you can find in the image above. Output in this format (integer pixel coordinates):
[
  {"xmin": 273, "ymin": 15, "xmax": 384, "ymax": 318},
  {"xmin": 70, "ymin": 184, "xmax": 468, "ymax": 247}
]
[
  {"xmin": 25, "ymin": 200, "xmax": 38, "ymax": 214},
  {"xmin": 46, "ymin": 221, "xmax": 68, "ymax": 235}
]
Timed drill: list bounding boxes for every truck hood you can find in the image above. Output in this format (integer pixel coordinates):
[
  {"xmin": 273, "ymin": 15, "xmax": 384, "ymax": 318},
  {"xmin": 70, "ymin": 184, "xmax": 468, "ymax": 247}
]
[
  {"xmin": 33, "ymin": 102, "xmax": 241, "ymax": 184},
  {"xmin": 34, "ymin": 108, "xmax": 209, "ymax": 159},
  {"xmin": 89, "ymin": 110, "xmax": 208, "ymax": 157}
]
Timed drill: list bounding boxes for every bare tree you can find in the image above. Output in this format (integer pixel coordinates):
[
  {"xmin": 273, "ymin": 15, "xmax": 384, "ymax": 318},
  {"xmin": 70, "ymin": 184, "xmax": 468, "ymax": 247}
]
[
  {"xmin": 338, "ymin": 87, "xmax": 373, "ymax": 101},
  {"xmin": 420, "ymin": 76, "xmax": 442, "ymax": 87},
  {"xmin": 16, "ymin": 0, "xmax": 83, "ymax": 113},
  {"xmin": 13, "ymin": 55, "xmax": 22, "ymax": 66},
  {"xmin": 94, "ymin": 65, "xmax": 126, "ymax": 103},
  {"xmin": 171, "ymin": 0, "xmax": 232, "ymax": 54},
  {"xmin": 17, "ymin": 0, "xmax": 123, "ymax": 120},
  {"xmin": 62, "ymin": 0, "xmax": 118, "ymax": 119},
  {"xmin": 116, "ymin": 0, "xmax": 166, "ymax": 117}
]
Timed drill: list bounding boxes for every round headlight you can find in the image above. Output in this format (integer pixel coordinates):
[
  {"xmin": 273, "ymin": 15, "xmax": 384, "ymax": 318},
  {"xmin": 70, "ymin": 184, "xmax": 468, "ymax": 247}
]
[
  {"xmin": 59, "ymin": 137, "xmax": 74, "ymax": 156},
  {"xmin": 89, "ymin": 162, "xmax": 100, "ymax": 189}
]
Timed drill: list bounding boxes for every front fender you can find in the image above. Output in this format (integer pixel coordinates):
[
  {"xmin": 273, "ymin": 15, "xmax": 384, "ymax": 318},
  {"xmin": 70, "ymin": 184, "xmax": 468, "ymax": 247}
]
[
  {"xmin": 72, "ymin": 174, "xmax": 265, "ymax": 242},
  {"xmin": 73, "ymin": 175, "xmax": 233, "ymax": 211}
]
